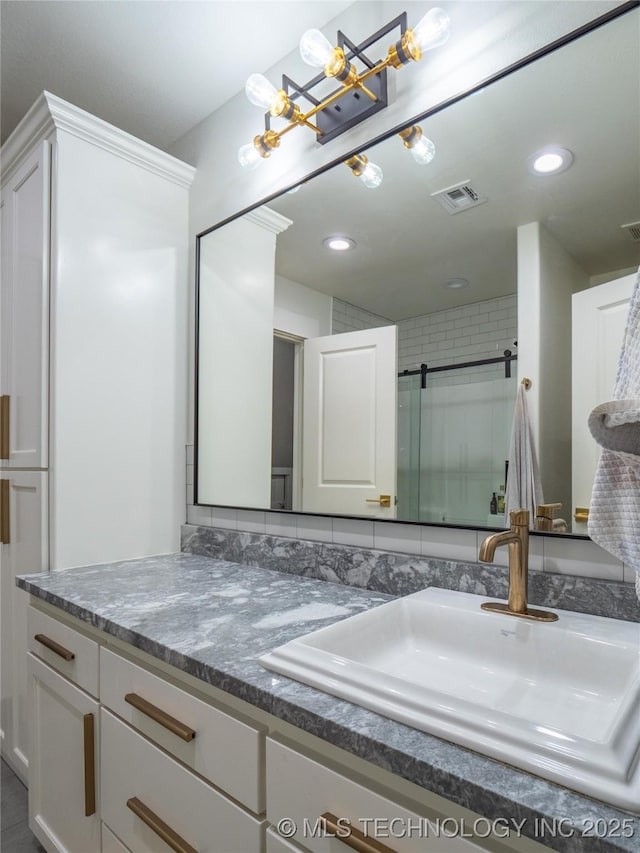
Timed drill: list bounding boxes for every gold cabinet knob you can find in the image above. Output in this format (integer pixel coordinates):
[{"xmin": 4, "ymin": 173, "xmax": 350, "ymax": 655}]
[{"xmin": 574, "ymin": 507, "xmax": 590, "ymax": 522}]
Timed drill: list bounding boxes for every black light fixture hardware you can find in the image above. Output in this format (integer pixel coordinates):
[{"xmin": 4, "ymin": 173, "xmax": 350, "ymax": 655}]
[{"xmin": 238, "ymin": 8, "xmax": 450, "ymax": 180}]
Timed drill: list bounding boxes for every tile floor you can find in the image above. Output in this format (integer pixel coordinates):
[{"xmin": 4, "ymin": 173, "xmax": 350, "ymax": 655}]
[{"xmin": 1, "ymin": 760, "xmax": 44, "ymax": 852}]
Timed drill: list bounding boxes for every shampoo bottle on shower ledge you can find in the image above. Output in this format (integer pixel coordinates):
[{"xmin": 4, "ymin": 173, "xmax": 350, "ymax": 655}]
[{"xmin": 490, "ymin": 493, "xmax": 498, "ymax": 515}]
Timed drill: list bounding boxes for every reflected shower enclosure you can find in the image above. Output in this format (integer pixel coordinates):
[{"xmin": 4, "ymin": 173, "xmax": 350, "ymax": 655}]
[{"xmin": 398, "ymin": 361, "xmax": 516, "ymax": 526}]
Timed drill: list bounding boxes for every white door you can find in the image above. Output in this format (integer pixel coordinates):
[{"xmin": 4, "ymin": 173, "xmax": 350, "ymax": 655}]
[
  {"xmin": 0, "ymin": 470, "xmax": 48, "ymax": 782},
  {"xmin": 0, "ymin": 141, "xmax": 50, "ymax": 469},
  {"xmin": 302, "ymin": 326, "xmax": 397, "ymax": 517},
  {"xmin": 29, "ymin": 653, "xmax": 100, "ymax": 853},
  {"xmin": 572, "ymin": 273, "xmax": 635, "ymax": 529}
]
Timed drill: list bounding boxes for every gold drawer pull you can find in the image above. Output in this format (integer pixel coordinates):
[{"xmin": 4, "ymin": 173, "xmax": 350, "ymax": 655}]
[
  {"xmin": 0, "ymin": 479, "xmax": 9, "ymax": 544},
  {"xmin": 125, "ymin": 693, "xmax": 196, "ymax": 742},
  {"xmin": 321, "ymin": 813, "xmax": 395, "ymax": 853},
  {"xmin": 365, "ymin": 494, "xmax": 391, "ymax": 507},
  {"xmin": 0, "ymin": 395, "xmax": 9, "ymax": 460},
  {"xmin": 34, "ymin": 633, "xmax": 75, "ymax": 661},
  {"xmin": 83, "ymin": 714, "xmax": 96, "ymax": 816},
  {"xmin": 127, "ymin": 797, "xmax": 197, "ymax": 853}
]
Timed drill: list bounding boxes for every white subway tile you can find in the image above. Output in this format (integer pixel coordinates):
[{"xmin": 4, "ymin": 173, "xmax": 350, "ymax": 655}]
[
  {"xmin": 333, "ymin": 518, "xmax": 374, "ymax": 548},
  {"xmin": 297, "ymin": 515, "xmax": 333, "ymax": 543},
  {"xmin": 186, "ymin": 464, "xmax": 193, "ymax": 486},
  {"xmin": 186, "ymin": 483, "xmax": 194, "ymax": 505},
  {"xmin": 266, "ymin": 512, "xmax": 297, "ymax": 537},
  {"xmin": 374, "ymin": 521, "xmax": 422, "ymax": 554},
  {"xmin": 236, "ymin": 510, "xmax": 266, "ymax": 534},
  {"xmin": 186, "ymin": 444, "xmax": 194, "ymax": 465},
  {"xmin": 210, "ymin": 507, "xmax": 237, "ymax": 529},
  {"xmin": 543, "ymin": 538, "xmax": 623, "ymax": 580},
  {"xmin": 422, "ymin": 527, "xmax": 478, "ymax": 561},
  {"xmin": 187, "ymin": 505, "xmax": 213, "ymax": 526}
]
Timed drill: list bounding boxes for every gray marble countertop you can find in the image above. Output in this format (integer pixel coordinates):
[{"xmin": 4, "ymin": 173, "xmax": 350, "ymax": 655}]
[{"xmin": 17, "ymin": 554, "xmax": 639, "ymax": 853}]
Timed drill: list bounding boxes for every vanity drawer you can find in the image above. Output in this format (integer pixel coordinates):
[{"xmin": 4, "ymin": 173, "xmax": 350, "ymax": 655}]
[
  {"xmin": 99, "ymin": 647, "xmax": 265, "ymax": 812},
  {"xmin": 267, "ymin": 738, "xmax": 484, "ymax": 853},
  {"xmin": 102, "ymin": 823, "xmax": 132, "ymax": 853},
  {"xmin": 28, "ymin": 606, "xmax": 99, "ymax": 697},
  {"xmin": 101, "ymin": 709, "xmax": 265, "ymax": 853}
]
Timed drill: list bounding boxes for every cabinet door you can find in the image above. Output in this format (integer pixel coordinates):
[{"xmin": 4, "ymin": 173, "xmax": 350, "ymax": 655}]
[
  {"xmin": 0, "ymin": 140, "xmax": 50, "ymax": 468},
  {"xmin": 28, "ymin": 653, "xmax": 100, "ymax": 853},
  {"xmin": 0, "ymin": 470, "xmax": 48, "ymax": 782}
]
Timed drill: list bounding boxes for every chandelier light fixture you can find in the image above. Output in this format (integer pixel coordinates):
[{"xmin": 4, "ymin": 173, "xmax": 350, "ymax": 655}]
[{"xmin": 238, "ymin": 8, "xmax": 450, "ymax": 184}]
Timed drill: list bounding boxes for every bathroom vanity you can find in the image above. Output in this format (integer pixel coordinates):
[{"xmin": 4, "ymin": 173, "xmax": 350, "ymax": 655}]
[{"xmin": 18, "ymin": 549, "xmax": 639, "ymax": 853}]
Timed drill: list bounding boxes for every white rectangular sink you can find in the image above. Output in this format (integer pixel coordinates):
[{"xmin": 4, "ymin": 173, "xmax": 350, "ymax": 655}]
[{"xmin": 259, "ymin": 588, "xmax": 640, "ymax": 813}]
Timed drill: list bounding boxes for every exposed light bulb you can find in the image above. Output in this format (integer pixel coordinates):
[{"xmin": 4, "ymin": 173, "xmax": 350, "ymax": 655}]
[
  {"xmin": 237, "ymin": 142, "xmax": 263, "ymax": 170},
  {"xmin": 410, "ymin": 135, "xmax": 436, "ymax": 165},
  {"xmin": 299, "ymin": 28, "xmax": 334, "ymax": 67},
  {"xmin": 245, "ymin": 73, "xmax": 278, "ymax": 110},
  {"xmin": 359, "ymin": 161, "xmax": 383, "ymax": 189},
  {"xmin": 413, "ymin": 7, "xmax": 451, "ymax": 52}
]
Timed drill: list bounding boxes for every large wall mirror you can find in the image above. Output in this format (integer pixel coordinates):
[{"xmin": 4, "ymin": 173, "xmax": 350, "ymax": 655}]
[{"xmin": 196, "ymin": 7, "xmax": 639, "ymax": 537}]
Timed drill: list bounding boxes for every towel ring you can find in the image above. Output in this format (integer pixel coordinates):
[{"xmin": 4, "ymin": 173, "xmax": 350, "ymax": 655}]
[{"xmin": 521, "ymin": 377, "xmax": 532, "ymax": 389}]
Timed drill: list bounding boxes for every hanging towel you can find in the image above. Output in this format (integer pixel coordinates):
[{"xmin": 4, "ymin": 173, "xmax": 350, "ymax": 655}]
[
  {"xmin": 504, "ymin": 381, "xmax": 543, "ymax": 527},
  {"xmin": 589, "ymin": 267, "xmax": 640, "ymax": 599}
]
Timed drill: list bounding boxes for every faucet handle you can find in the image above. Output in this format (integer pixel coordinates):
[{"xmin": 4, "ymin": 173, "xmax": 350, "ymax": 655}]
[{"xmin": 509, "ymin": 509, "xmax": 529, "ymax": 527}]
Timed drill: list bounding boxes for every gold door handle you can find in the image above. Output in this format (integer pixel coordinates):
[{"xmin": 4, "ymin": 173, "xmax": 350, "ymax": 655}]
[
  {"xmin": 0, "ymin": 479, "xmax": 9, "ymax": 544},
  {"xmin": 0, "ymin": 395, "xmax": 9, "ymax": 460},
  {"xmin": 83, "ymin": 714, "xmax": 96, "ymax": 816},
  {"xmin": 321, "ymin": 813, "xmax": 395, "ymax": 853},
  {"xmin": 365, "ymin": 494, "xmax": 391, "ymax": 508},
  {"xmin": 574, "ymin": 507, "xmax": 590, "ymax": 522},
  {"xmin": 125, "ymin": 693, "xmax": 196, "ymax": 742},
  {"xmin": 34, "ymin": 633, "xmax": 75, "ymax": 661},
  {"xmin": 127, "ymin": 797, "xmax": 197, "ymax": 853}
]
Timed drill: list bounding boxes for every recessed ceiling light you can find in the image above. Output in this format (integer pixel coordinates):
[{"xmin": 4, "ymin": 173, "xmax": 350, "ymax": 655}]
[
  {"xmin": 528, "ymin": 146, "xmax": 574, "ymax": 175},
  {"xmin": 323, "ymin": 236, "xmax": 356, "ymax": 251},
  {"xmin": 443, "ymin": 277, "xmax": 469, "ymax": 290}
]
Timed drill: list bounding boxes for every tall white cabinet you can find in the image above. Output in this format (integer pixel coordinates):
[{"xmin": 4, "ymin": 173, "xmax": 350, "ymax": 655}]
[{"xmin": 0, "ymin": 92, "xmax": 195, "ymax": 782}]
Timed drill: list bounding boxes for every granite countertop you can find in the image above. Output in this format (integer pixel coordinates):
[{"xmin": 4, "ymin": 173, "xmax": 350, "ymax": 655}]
[{"xmin": 17, "ymin": 554, "xmax": 639, "ymax": 853}]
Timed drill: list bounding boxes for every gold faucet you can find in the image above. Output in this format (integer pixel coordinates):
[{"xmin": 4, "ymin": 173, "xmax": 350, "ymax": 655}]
[{"xmin": 479, "ymin": 509, "xmax": 558, "ymax": 622}]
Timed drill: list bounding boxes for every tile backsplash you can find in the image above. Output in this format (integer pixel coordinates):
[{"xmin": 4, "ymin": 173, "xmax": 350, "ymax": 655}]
[
  {"xmin": 186, "ymin": 442, "xmax": 631, "ymax": 586},
  {"xmin": 181, "ymin": 523, "xmax": 638, "ymax": 622}
]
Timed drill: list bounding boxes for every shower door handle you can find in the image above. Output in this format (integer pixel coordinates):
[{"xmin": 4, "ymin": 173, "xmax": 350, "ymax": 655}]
[{"xmin": 365, "ymin": 495, "xmax": 391, "ymax": 507}]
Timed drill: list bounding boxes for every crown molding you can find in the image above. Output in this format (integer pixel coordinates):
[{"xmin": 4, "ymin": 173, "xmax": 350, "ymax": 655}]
[
  {"xmin": 244, "ymin": 205, "xmax": 293, "ymax": 235},
  {"xmin": 1, "ymin": 92, "xmax": 195, "ymax": 189}
]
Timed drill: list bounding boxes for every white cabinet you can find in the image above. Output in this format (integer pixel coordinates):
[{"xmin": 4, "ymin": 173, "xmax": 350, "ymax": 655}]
[
  {"xmin": 0, "ymin": 141, "xmax": 49, "ymax": 469},
  {"xmin": 28, "ymin": 653, "xmax": 100, "ymax": 853},
  {"xmin": 266, "ymin": 738, "xmax": 485, "ymax": 853},
  {"xmin": 28, "ymin": 604, "xmax": 539, "ymax": 853},
  {"xmin": 0, "ymin": 471, "xmax": 47, "ymax": 781},
  {"xmin": 0, "ymin": 91, "xmax": 195, "ymax": 780},
  {"xmin": 101, "ymin": 709, "xmax": 264, "ymax": 853}
]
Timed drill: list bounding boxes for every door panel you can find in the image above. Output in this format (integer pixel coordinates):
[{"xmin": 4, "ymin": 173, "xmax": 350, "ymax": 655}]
[
  {"xmin": 572, "ymin": 274, "xmax": 634, "ymax": 528},
  {"xmin": 303, "ymin": 327, "xmax": 397, "ymax": 516},
  {"xmin": 1, "ymin": 141, "xmax": 50, "ymax": 468}
]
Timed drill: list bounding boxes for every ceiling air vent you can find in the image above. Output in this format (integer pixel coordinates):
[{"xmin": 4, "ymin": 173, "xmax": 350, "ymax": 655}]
[
  {"xmin": 621, "ymin": 221, "xmax": 640, "ymax": 241},
  {"xmin": 431, "ymin": 180, "xmax": 487, "ymax": 215}
]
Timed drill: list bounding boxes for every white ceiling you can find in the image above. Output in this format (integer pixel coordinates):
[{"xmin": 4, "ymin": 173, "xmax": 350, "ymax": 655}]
[{"xmin": 0, "ymin": 0, "xmax": 352, "ymax": 148}]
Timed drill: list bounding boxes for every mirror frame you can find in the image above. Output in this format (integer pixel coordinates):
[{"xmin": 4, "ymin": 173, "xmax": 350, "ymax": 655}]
[{"xmin": 194, "ymin": 1, "xmax": 639, "ymax": 541}]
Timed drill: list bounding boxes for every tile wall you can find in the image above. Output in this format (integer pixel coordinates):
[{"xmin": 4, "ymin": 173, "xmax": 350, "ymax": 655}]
[
  {"xmin": 186, "ymin": 446, "xmax": 633, "ymax": 585},
  {"xmin": 331, "ymin": 295, "xmax": 517, "ymax": 385}
]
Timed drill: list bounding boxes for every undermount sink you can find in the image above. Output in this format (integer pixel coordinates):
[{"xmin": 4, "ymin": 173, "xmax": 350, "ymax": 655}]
[{"xmin": 259, "ymin": 587, "xmax": 640, "ymax": 813}]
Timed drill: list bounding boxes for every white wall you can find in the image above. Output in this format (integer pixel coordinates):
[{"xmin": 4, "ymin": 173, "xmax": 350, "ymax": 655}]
[
  {"xmin": 274, "ymin": 275, "xmax": 331, "ymax": 339},
  {"xmin": 198, "ymin": 213, "xmax": 289, "ymax": 507},
  {"xmin": 517, "ymin": 221, "xmax": 589, "ymax": 515}
]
